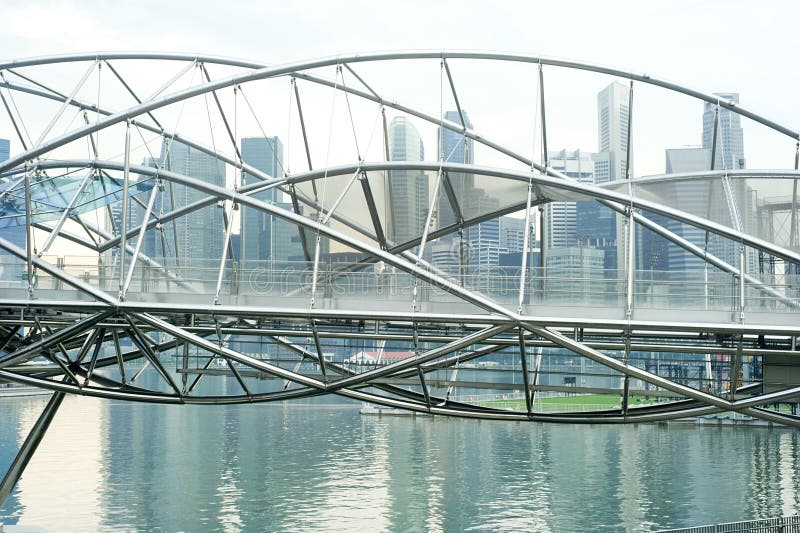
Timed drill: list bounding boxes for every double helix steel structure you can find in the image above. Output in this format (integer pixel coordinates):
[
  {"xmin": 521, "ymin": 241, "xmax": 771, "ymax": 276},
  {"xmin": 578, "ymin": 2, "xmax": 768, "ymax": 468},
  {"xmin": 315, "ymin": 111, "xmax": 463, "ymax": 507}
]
[{"xmin": 0, "ymin": 52, "xmax": 799, "ymax": 493}]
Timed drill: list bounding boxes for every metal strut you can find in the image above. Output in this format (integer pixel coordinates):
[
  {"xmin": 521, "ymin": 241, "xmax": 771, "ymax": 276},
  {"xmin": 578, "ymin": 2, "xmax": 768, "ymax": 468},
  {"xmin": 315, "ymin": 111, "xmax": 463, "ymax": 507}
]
[{"xmin": 0, "ymin": 391, "xmax": 65, "ymax": 507}]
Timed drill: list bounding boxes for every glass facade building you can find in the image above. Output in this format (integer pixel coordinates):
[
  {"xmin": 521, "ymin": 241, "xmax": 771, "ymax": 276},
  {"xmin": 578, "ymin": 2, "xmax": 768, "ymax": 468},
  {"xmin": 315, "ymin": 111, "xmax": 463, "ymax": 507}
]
[
  {"xmin": 240, "ymin": 136, "xmax": 294, "ymax": 263},
  {"xmin": 387, "ymin": 117, "xmax": 428, "ymax": 245}
]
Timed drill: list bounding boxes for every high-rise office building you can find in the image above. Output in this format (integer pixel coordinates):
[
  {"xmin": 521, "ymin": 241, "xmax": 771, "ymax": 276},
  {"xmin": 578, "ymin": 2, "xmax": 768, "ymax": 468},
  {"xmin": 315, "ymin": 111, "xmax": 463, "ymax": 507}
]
[
  {"xmin": 700, "ymin": 95, "xmax": 756, "ymax": 276},
  {"xmin": 159, "ymin": 139, "xmax": 226, "ymax": 270},
  {"xmin": 595, "ymin": 82, "xmax": 631, "ymax": 182},
  {"xmin": 545, "ymin": 149, "xmax": 595, "ymax": 249},
  {"xmin": 437, "ymin": 110, "xmax": 474, "ymax": 229},
  {"xmin": 240, "ymin": 136, "xmax": 295, "ymax": 263},
  {"xmin": 576, "ymin": 199, "xmax": 618, "ymax": 271},
  {"xmin": 0, "ymin": 138, "xmax": 8, "ymax": 161},
  {"xmin": 662, "ymin": 148, "xmax": 712, "ymax": 275},
  {"xmin": 702, "ymin": 93, "xmax": 745, "ymax": 171},
  {"xmin": 499, "ymin": 216, "xmax": 530, "ymax": 254},
  {"xmin": 545, "ymin": 246, "xmax": 606, "ymax": 303},
  {"xmin": 387, "ymin": 117, "xmax": 428, "ymax": 245},
  {"xmin": 435, "ymin": 110, "xmax": 504, "ymax": 270},
  {"xmin": 591, "ymin": 82, "xmax": 631, "ymax": 273},
  {"xmin": 466, "ymin": 190, "xmax": 500, "ymax": 269}
]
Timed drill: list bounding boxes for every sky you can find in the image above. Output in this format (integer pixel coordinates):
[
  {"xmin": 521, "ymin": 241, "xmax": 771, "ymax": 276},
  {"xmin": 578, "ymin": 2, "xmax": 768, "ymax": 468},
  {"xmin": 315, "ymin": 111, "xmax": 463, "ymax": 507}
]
[{"xmin": 1, "ymin": 0, "xmax": 798, "ymax": 177}]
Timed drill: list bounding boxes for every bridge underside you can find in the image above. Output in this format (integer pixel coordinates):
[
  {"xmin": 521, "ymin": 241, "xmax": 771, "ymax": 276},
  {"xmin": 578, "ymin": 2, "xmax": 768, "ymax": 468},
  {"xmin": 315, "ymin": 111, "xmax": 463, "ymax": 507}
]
[{"xmin": 1, "ymin": 300, "xmax": 798, "ymax": 426}]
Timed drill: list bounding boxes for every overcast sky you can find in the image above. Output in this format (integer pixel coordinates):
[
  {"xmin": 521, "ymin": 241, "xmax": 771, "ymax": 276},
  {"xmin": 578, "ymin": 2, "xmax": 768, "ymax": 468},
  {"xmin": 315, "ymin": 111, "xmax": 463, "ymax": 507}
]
[{"xmin": 1, "ymin": 0, "xmax": 799, "ymax": 176}]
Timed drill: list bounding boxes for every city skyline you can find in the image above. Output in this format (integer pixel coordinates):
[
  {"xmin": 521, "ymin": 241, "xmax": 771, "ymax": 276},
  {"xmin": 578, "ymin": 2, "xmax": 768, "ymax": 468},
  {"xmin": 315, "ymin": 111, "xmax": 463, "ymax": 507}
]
[{"xmin": 0, "ymin": 79, "xmax": 762, "ymax": 275}]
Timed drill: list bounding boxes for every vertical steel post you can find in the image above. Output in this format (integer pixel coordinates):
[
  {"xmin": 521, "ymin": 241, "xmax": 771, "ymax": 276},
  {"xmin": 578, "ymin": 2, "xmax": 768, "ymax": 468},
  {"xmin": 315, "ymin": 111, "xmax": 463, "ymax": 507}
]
[
  {"xmin": 23, "ymin": 165, "xmax": 34, "ymax": 298},
  {"xmin": 626, "ymin": 214, "xmax": 635, "ymax": 318},
  {"xmin": 517, "ymin": 330, "xmax": 532, "ymax": 415},
  {"xmin": 625, "ymin": 81, "xmax": 635, "ymax": 319},
  {"xmin": 790, "ymin": 142, "xmax": 799, "ymax": 248},
  {"xmin": 625, "ymin": 81, "xmax": 634, "ymax": 181},
  {"xmin": 309, "ymin": 232, "xmax": 322, "ymax": 309},
  {"xmin": 730, "ymin": 336, "xmax": 743, "ymax": 397},
  {"xmin": 710, "ymin": 105, "xmax": 720, "ymax": 171},
  {"xmin": 182, "ymin": 315, "xmax": 193, "ymax": 392},
  {"xmin": 119, "ymin": 119, "xmax": 131, "ymax": 298},
  {"xmin": 538, "ymin": 64, "xmax": 548, "ymax": 299},
  {"xmin": 538, "ymin": 64, "xmax": 549, "ymax": 171},
  {"xmin": 381, "ymin": 106, "xmax": 390, "ymax": 162},
  {"xmin": 621, "ymin": 81, "xmax": 636, "ymax": 411},
  {"xmin": 518, "ymin": 181, "xmax": 534, "ymax": 314},
  {"xmin": 703, "ymin": 105, "xmax": 720, "ymax": 308},
  {"xmin": 739, "ymin": 244, "xmax": 746, "ymax": 322}
]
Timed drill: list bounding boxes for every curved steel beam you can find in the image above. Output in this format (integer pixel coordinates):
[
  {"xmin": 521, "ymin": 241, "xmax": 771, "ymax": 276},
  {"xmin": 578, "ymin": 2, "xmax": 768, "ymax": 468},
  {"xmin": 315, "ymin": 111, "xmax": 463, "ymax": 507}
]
[
  {"xmin": 27, "ymin": 158, "xmax": 800, "ymax": 271},
  {"xmin": 0, "ymin": 365, "xmax": 740, "ymax": 426},
  {"xmin": 3, "ymin": 50, "xmax": 799, "ymax": 179},
  {"xmin": 1, "ymin": 51, "xmax": 796, "ymax": 140}
]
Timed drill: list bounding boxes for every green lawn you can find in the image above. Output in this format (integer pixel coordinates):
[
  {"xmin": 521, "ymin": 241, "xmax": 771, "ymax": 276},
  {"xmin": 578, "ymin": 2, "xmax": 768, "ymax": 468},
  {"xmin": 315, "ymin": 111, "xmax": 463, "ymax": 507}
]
[
  {"xmin": 475, "ymin": 393, "xmax": 800, "ymax": 416},
  {"xmin": 477, "ymin": 393, "xmax": 659, "ymax": 411}
]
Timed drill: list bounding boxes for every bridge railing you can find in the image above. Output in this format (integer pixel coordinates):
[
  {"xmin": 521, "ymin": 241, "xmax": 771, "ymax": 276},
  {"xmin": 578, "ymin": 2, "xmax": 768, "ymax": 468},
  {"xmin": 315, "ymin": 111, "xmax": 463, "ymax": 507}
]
[
  {"xmin": 1, "ymin": 255, "xmax": 798, "ymax": 314},
  {"xmin": 655, "ymin": 514, "xmax": 800, "ymax": 532}
]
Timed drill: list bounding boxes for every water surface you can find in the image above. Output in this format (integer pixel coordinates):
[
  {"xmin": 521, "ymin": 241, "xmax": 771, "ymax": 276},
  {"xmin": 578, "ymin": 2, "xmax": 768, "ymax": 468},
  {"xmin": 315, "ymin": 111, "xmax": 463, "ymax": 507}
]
[{"xmin": 0, "ymin": 394, "xmax": 797, "ymax": 532}]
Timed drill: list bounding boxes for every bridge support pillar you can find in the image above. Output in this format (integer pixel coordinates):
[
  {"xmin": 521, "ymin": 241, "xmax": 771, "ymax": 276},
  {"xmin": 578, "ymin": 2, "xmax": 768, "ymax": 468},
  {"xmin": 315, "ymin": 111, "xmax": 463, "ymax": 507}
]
[{"xmin": 0, "ymin": 391, "xmax": 65, "ymax": 507}]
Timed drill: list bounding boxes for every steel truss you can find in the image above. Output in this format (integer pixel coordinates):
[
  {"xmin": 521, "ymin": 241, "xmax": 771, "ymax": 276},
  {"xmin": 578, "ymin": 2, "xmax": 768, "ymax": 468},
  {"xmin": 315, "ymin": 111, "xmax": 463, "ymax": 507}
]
[{"xmin": 0, "ymin": 49, "xmax": 799, "ymax": 505}]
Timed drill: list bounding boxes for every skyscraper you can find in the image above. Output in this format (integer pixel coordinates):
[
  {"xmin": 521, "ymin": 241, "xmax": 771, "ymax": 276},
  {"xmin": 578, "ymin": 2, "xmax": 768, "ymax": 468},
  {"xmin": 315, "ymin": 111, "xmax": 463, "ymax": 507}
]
[
  {"xmin": 576, "ymin": 200, "xmax": 618, "ymax": 271},
  {"xmin": 499, "ymin": 216, "xmax": 530, "ymax": 254},
  {"xmin": 592, "ymin": 82, "xmax": 631, "ymax": 274},
  {"xmin": 240, "ymin": 136, "xmax": 295, "ymax": 263},
  {"xmin": 437, "ymin": 110, "xmax": 474, "ymax": 230},
  {"xmin": 702, "ymin": 93, "xmax": 745, "ymax": 171},
  {"xmin": 595, "ymin": 81, "xmax": 631, "ymax": 182},
  {"xmin": 700, "ymin": 94, "xmax": 756, "ymax": 277},
  {"xmin": 434, "ymin": 110, "xmax": 504, "ymax": 270},
  {"xmin": 159, "ymin": 139, "xmax": 226, "ymax": 270},
  {"xmin": 387, "ymin": 117, "xmax": 428, "ymax": 245},
  {"xmin": 466, "ymin": 190, "xmax": 500, "ymax": 269},
  {"xmin": 662, "ymin": 148, "xmax": 712, "ymax": 275},
  {"xmin": 545, "ymin": 149, "xmax": 595, "ymax": 249}
]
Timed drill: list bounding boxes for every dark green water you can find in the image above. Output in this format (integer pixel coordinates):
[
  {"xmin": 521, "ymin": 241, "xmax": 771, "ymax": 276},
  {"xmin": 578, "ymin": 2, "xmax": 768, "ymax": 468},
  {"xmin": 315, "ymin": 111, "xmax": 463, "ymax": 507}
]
[{"xmin": 0, "ymin": 393, "xmax": 797, "ymax": 532}]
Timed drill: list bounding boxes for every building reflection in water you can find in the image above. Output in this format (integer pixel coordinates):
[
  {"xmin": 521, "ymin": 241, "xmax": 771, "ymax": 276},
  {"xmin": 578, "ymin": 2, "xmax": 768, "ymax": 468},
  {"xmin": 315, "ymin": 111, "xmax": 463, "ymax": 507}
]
[{"xmin": 0, "ymin": 377, "xmax": 797, "ymax": 531}]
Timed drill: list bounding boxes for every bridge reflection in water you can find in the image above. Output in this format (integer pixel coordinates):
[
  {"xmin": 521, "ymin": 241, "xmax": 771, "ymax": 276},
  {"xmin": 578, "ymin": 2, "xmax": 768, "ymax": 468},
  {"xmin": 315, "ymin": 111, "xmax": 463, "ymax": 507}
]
[{"xmin": 0, "ymin": 50, "xmax": 799, "ymax": 507}]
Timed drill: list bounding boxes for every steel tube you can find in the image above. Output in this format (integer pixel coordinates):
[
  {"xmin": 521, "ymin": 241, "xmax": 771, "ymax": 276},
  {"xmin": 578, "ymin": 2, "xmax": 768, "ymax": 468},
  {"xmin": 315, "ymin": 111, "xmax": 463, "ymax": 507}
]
[{"xmin": 0, "ymin": 391, "xmax": 65, "ymax": 507}]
